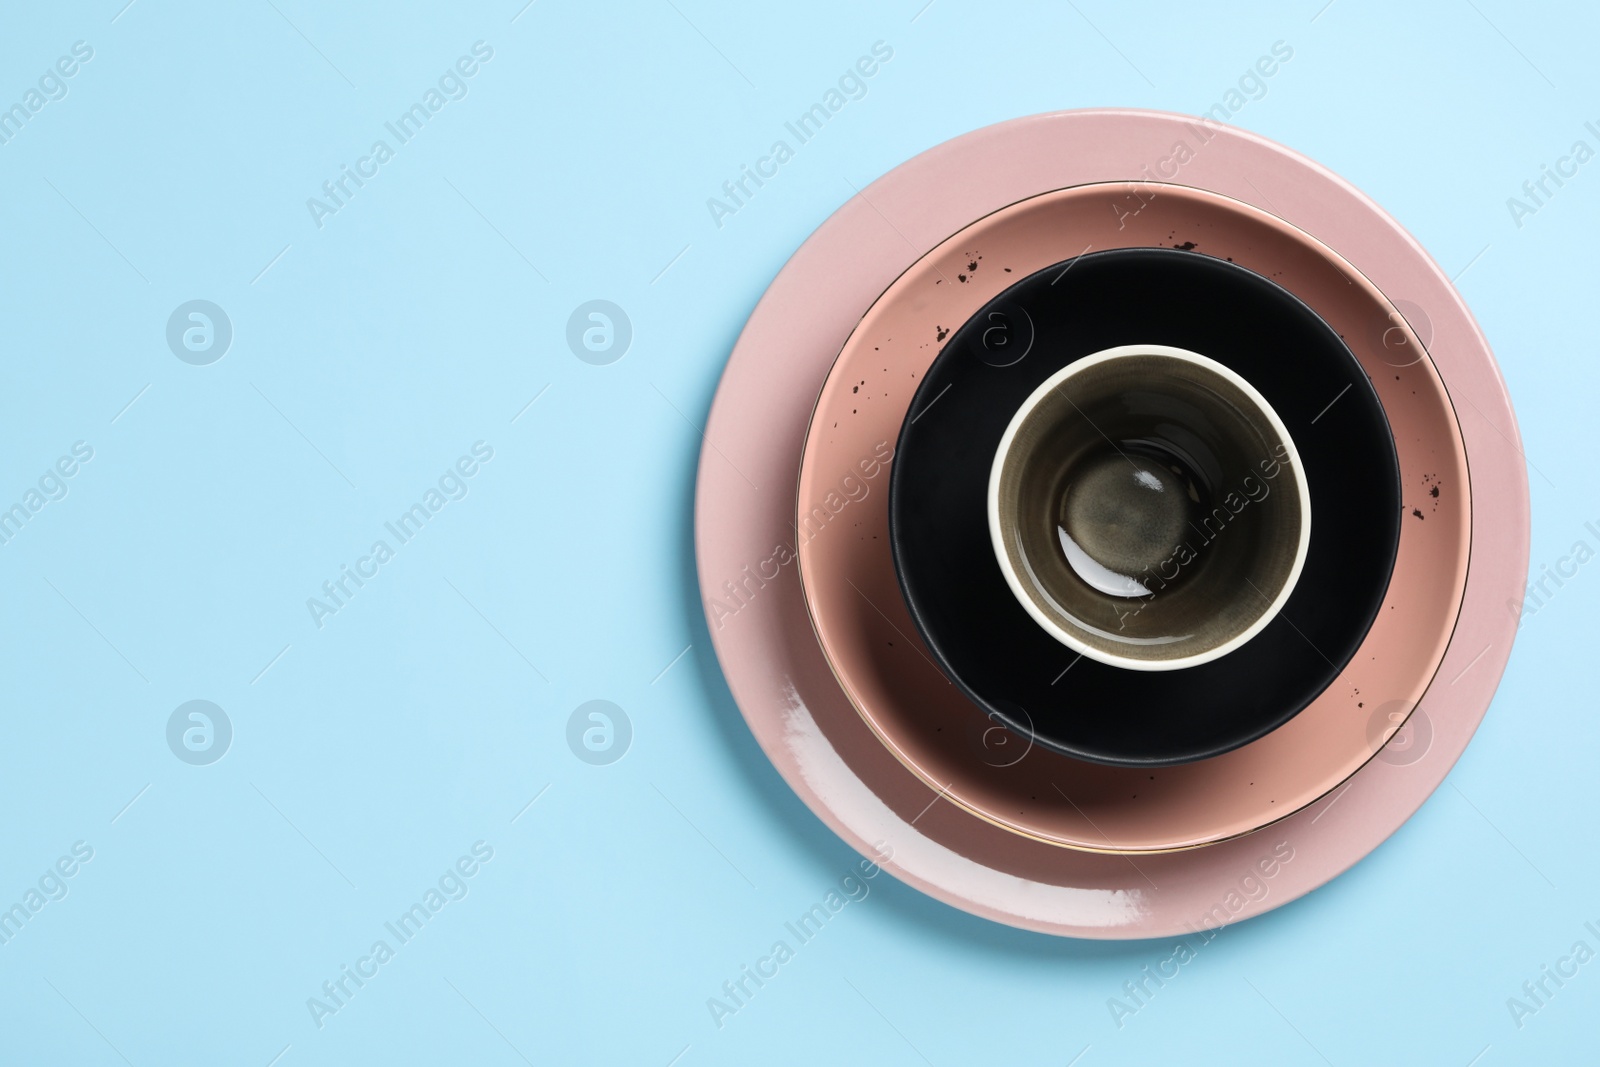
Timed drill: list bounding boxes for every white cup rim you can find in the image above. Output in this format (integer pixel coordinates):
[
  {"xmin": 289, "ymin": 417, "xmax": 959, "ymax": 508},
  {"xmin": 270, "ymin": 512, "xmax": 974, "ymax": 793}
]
[{"xmin": 986, "ymin": 344, "xmax": 1313, "ymax": 672}]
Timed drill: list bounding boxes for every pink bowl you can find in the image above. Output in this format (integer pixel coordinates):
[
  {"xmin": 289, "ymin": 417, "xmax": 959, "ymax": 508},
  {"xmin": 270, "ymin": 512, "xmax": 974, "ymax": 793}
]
[{"xmin": 795, "ymin": 182, "xmax": 1469, "ymax": 852}]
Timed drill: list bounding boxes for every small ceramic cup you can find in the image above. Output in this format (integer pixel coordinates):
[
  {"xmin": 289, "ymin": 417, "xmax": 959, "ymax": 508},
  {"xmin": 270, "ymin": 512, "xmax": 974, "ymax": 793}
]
[{"xmin": 988, "ymin": 344, "xmax": 1311, "ymax": 671}]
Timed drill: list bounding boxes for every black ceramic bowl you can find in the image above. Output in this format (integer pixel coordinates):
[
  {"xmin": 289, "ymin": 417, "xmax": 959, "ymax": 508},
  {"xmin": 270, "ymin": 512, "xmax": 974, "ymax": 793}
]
[{"xmin": 888, "ymin": 247, "xmax": 1401, "ymax": 766}]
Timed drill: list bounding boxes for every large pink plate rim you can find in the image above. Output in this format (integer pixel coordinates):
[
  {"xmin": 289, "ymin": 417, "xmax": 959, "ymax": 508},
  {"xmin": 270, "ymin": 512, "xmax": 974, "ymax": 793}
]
[{"xmin": 693, "ymin": 109, "xmax": 1529, "ymax": 938}]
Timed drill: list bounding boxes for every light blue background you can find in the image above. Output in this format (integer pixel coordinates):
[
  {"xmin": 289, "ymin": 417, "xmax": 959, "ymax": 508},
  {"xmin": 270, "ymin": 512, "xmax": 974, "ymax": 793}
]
[{"xmin": 0, "ymin": 1, "xmax": 1592, "ymax": 1064}]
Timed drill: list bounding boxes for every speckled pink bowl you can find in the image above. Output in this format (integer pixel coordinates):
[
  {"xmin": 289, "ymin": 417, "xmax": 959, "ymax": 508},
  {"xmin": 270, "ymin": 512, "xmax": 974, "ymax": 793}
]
[{"xmin": 797, "ymin": 182, "xmax": 1466, "ymax": 853}]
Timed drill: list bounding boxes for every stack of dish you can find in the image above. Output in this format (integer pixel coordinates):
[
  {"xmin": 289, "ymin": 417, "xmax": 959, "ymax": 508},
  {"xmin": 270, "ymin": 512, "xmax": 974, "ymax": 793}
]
[{"xmin": 695, "ymin": 110, "xmax": 1528, "ymax": 938}]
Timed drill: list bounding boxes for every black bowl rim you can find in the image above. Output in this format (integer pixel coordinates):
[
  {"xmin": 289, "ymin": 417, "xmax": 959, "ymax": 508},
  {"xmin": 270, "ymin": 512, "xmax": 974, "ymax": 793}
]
[{"xmin": 887, "ymin": 246, "xmax": 1402, "ymax": 767}]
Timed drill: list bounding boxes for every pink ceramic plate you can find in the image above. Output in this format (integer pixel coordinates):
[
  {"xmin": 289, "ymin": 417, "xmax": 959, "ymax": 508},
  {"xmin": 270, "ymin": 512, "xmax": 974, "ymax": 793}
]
[
  {"xmin": 695, "ymin": 110, "xmax": 1528, "ymax": 937},
  {"xmin": 796, "ymin": 183, "xmax": 1469, "ymax": 853}
]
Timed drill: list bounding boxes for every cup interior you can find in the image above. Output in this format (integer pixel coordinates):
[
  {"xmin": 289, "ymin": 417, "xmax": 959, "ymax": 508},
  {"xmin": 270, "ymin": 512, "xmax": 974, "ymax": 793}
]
[{"xmin": 988, "ymin": 345, "xmax": 1310, "ymax": 670}]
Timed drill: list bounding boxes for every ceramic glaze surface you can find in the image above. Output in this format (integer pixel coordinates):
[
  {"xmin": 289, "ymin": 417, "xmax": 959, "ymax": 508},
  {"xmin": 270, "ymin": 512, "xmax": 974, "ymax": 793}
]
[{"xmin": 698, "ymin": 110, "xmax": 1525, "ymax": 934}]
